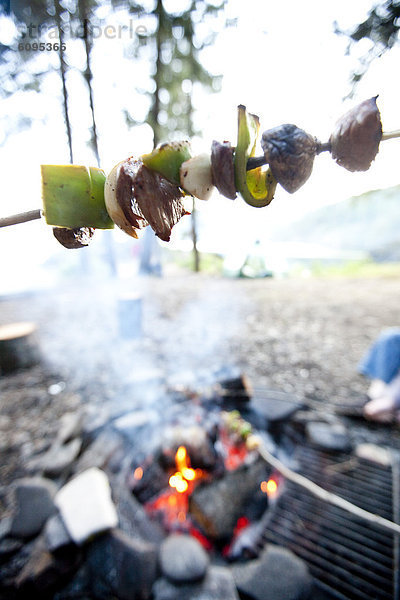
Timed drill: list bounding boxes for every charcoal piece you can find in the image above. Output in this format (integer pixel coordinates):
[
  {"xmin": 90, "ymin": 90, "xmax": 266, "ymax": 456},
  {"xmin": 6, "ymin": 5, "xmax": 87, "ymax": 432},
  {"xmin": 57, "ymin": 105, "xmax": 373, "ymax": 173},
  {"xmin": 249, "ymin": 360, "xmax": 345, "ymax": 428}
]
[
  {"xmin": 159, "ymin": 424, "xmax": 217, "ymax": 470},
  {"xmin": 16, "ymin": 536, "xmax": 82, "ymax": 598},
  {"xmin": 231, "ymin": 544, "xmax": 313, "ymax": 600},
  {"xmin": 217, "ymin": 373, "xmax": 252, "ymax": 404},
  {"xmin": 87, "ymin": 529, "xmax": 158, "ymax": 600},
  {"xmin": 305, "ymin": 421, "xmax": 351, "ymax": 453},
  {"xmin": 153, "ymin": 566, "xmax": 240, "ymax": 600},
  {"xmin": 113, "ymin": 485, "xmax": 165, "ymax": 544},
  {"xmin": 225, "ymin": 521, "xmax": 264, "ymax": 561},
  {"xmin": 129, "ymin": 458, "xmax": 170, "ymax": 504},
  {"xmin": 10, "ymin": 477, "xmax": 58, "ymax": 539},
  {"xmin": 189, "ymin": 459, "xmax": 267, "ymax": 540},
  {"xmin": 159, "ymin": 534, "xmax": 209, "ymax": 584},
  {"xmin": 53, "ymin": 564, "xmax": 92, "ymax": 600},
  {"xmin": 0, "ymin": 537, "xmax": 23, "ymax": 563}
]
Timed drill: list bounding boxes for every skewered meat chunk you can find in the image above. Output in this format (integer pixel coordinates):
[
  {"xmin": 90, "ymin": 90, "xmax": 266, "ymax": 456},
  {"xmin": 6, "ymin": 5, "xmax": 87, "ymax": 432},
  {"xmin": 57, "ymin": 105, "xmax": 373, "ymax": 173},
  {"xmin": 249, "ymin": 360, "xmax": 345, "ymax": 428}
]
[
  {"xmin": 113, "ymin": 158, "xmax": 188, "ymax": 242},
  {"xmin": 211, "ymin": 140, "xmax": 237, "ymax": 200},
  {"xmin": 52, "ymin": 226, "xmax": 95, "ymax": 249},
  {"xmin": 329, "ymin": 96, "xmax": 382, "ymax": 172}
]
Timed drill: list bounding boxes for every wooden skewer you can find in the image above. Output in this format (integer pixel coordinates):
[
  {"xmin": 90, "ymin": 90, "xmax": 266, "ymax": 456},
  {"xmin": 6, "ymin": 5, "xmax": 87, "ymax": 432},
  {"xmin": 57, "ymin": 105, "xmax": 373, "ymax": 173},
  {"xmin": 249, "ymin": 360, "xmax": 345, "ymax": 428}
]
[
  {"xmin": 0, "ymin": 209, "xmax": 42, "ymax": 229},
  {"xmin": 1, "ymin": 129, "xmax": 399, "ymax": 230},
  {"xmin": 382, "ymin": 129, "xmax": 400, "ymax": 141}
]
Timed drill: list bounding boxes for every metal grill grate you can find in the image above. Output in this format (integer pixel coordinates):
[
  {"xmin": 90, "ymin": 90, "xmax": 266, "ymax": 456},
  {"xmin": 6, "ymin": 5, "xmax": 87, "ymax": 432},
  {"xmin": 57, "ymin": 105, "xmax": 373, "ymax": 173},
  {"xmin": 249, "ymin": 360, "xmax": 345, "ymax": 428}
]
[{"xmin": 260, "ymin": 446, "xmax": 399, "ymax": 600}]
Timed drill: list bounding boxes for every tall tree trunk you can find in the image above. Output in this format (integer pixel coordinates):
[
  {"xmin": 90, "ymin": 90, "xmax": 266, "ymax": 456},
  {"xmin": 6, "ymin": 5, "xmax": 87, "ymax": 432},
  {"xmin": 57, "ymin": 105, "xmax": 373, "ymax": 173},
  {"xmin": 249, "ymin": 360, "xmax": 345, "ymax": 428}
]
[
  {"xmin": 191, "ymin": 197, "xmax": 200, "ymax": 272},
  {"xmin": 149, "ymin": 0, "xmax": 163, "ymax": 147},
  {"xmin": 55, "ymin": 1, "xmax": 73, "ymax": 163},
  {"xmin": 82, "ymin": 17, "xmax": 101, "ymax": 168},
  {"xmin": 184, "ymin": 91, "xmax": 201, "ymax": 272}
]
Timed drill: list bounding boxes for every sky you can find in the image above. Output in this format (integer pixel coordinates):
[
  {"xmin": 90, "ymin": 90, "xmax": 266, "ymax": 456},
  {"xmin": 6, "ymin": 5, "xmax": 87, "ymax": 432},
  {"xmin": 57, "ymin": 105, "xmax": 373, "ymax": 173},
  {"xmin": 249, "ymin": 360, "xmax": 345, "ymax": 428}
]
[{"xmin": 0, "ymin": 0, "xmax": 399, "ymax": 289}]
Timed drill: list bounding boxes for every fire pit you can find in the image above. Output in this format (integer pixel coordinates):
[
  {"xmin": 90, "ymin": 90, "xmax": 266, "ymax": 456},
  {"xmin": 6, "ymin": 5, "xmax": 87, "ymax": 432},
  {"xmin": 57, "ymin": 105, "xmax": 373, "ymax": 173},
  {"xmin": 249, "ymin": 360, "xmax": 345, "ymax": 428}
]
[{"xmin": 1, "ymin": 368, "xmax": 399, "ymax": 600}]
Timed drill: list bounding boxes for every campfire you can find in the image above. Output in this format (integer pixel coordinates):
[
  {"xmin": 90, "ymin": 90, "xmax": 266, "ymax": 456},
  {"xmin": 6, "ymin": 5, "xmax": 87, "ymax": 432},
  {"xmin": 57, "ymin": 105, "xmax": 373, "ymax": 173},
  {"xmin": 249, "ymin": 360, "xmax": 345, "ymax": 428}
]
[{"xmin": 1, "ymin": 369, "xmax": 399, "ymax": 600}]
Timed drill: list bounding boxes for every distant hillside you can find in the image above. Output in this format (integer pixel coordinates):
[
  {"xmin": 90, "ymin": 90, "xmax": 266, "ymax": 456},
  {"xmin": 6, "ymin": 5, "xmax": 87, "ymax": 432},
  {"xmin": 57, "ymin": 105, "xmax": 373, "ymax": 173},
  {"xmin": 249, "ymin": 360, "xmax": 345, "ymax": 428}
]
[{"xmin": 272, "ymin": 185, "xmax": 400, "ymax": 260}]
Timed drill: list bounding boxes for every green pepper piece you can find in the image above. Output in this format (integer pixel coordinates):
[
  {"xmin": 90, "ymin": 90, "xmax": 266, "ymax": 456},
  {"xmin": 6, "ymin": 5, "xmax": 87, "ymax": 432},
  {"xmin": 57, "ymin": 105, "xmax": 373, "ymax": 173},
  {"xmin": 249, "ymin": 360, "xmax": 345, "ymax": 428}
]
[
  {"xmin": 41, "ymin": 165, "xmax": 114, "ymax": 229},
  {"xmin": 234, "ymin": 105, "xmax": 277, "ymax": 207},
  {"xmin": 141, "ymin": 141, "xmax": 191, "ymax": 185}
]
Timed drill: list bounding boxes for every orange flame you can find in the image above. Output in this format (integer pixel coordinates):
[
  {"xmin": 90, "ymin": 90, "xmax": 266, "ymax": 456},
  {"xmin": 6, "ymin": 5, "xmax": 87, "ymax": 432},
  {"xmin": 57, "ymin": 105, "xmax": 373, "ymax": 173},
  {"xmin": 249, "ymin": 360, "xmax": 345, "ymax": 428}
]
[
  {"xmin": 169, "ymin": 446, "xmax": 201, "ymax": 494},
  {"xmin": 260, "ymin": 478, "xmax": 278, "ymax": 497}
]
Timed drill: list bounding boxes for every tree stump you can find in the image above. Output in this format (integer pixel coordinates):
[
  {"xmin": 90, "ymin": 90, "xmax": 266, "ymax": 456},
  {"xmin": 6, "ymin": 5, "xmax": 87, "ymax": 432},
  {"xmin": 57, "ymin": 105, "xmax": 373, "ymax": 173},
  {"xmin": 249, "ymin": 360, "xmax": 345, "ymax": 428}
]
[{"xmin": 0, "ymin": 322, "xmax": 40, "ymax": 375}]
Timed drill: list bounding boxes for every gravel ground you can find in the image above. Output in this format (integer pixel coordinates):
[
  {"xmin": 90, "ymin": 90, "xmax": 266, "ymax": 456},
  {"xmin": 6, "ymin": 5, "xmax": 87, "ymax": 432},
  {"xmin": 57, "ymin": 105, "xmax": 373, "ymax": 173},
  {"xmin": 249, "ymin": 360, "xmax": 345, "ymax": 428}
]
[{"xmin": 1, "ymin": 274, "xmax": 400, "ymax": 509}]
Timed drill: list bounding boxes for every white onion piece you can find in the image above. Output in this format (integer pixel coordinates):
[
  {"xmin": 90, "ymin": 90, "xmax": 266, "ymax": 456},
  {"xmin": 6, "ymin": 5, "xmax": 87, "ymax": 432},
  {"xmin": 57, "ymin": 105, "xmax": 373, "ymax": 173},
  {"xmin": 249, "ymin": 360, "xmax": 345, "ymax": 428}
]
[{"xmin": 179, "ymin": 153, "xmax": 214, "ymax": 200}]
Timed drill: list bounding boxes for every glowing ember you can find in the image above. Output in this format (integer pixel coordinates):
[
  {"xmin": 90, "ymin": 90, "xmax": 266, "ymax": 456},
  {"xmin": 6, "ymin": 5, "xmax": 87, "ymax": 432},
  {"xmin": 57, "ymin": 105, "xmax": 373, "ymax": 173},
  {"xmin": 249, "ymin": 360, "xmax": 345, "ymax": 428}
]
[
  {"xmin": 169, "ymin": 446, "xmax": 202, "ymax": 494},
  {"xmin": 169, "ymin": 473, "xmax": 189, "ymax": 493},
  {"xmin": 261, "ymin": 478, "xmax": 278, "ymax": 497},
  {"xmin": 133, "ymin": 466, "xmax": 143, "ymax": 480},
  {"xmin": 145, "ymin": 445, "xmax": 207, "ymax": 536}
]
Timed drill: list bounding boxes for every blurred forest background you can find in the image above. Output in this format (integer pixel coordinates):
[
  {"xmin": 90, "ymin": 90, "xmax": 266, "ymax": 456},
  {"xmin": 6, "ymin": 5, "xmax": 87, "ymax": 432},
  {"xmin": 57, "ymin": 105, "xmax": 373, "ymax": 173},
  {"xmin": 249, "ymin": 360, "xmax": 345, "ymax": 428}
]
[{"xmin": 0, "ymin": 0, "xmax": 400, "ymax": 294}]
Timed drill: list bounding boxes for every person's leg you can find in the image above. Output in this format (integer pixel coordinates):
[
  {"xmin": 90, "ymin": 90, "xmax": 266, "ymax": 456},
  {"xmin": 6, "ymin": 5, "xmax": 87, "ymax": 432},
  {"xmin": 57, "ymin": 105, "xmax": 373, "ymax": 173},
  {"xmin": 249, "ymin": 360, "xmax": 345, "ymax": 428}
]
[
  {"xmin": 360, "ymin": 329, "xmax": 400, "ymax": 422},
  {"xmin": 358, "ymin": 328, "xmax": 400, "ymax": 384}
]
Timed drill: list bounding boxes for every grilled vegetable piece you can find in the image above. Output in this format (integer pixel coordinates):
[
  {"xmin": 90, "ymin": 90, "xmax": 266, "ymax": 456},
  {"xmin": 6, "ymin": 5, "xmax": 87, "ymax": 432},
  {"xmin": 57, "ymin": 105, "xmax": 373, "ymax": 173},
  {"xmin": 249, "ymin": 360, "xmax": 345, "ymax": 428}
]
[
  {"xmin": 211, "ymin": 140, "xmax": 236, "ymax": 200},
  {"xmin": 41, "ymin": 165, "xmax": 113, "ymax": 229},
  {"xmin": 180, "ymin": 154, "xmax": 214, "ymax": 200},
  {"xmin": 105, "ymin": 157, "xmax": 188, "ymax": 242},
  {"xmin": 234, "ymin": 105, "xmax": 277, "ymax": 208},
  {"xmin": 141, "ymin": 141, "xmax": 191, "ymax": 185},
  {"xmin": 261, "ymin": 124, "xmax": 319, "ymax": 193},
  {"xmin": 329, "ymin": 96, "xmax": 382, "ymax": 172},
  {"xmin": 104, "ymin": 160, "xmax": 141, "ymax": 238},
  {"xmin": 52, "ymin": 226, "xmax": 95, "ymax": 249}
]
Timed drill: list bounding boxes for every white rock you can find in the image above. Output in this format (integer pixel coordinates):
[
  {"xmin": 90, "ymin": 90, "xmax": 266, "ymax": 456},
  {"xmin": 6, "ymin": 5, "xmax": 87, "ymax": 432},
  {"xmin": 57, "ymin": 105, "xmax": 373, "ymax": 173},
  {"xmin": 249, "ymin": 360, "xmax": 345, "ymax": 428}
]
[{"xmin": 55, "ymin": 467, "xmax": 118, "ymax": 545}]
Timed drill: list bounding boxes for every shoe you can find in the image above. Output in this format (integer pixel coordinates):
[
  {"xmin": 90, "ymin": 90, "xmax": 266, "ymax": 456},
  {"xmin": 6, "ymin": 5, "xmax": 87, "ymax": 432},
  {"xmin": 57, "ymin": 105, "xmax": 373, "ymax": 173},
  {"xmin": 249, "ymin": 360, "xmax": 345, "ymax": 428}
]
[{"xmin": 363, "ymin": 395, "xmax": 400, "ymax": 423}]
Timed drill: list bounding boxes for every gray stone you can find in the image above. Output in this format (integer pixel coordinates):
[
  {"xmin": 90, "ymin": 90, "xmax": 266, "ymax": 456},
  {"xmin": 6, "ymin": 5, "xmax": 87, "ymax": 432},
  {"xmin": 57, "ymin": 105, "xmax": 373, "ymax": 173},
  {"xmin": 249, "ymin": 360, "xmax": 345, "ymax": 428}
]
[
  {"xmin": 232, "ymin": 544, "xmax": 313, "ymax": 600},
  {"xmin": 306, "ymin": 421, "xmax": 351, "ymax": 452},
  {"xmin": 57, "ymin": 411, "xmax": 84, "ymax": 444},
  {"xmin": 0, "ymin": 516, "xmax": 12, "ymax": 540},
  {"xmin": 160, "ymin": 534, "xmax": 210, "ymax": 584},
  {"xmin": 249, "ymin": 390, "xmax": 304, "ymax": 423},
  {"xmin": 55, "ymin": 467, "xmax": 118, "ymax": 545},
  {"xmin": 74, "ymin": 428, "xmax": 124, "ymax": 474},
  {"xmin": 44, "ymin": 514, "xmax": 73, "ymax": 553},
  {"xmin": 10, "ymin": 477, "xmax": 58, "ymax": 539},
  {"xmin": 113, "ymin": 409, "xmax": 158, "ymax": 434},
  {"xmin": 87, "ymin": 528, "xmax": 158, "ymax": 600},
  {"xmin": 30, "ymin": 438, "xmax": 82, "ymax": 478},
  {"xmin": 153, "ymin": 566, "xmax": 240, "ymax": 600}
]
